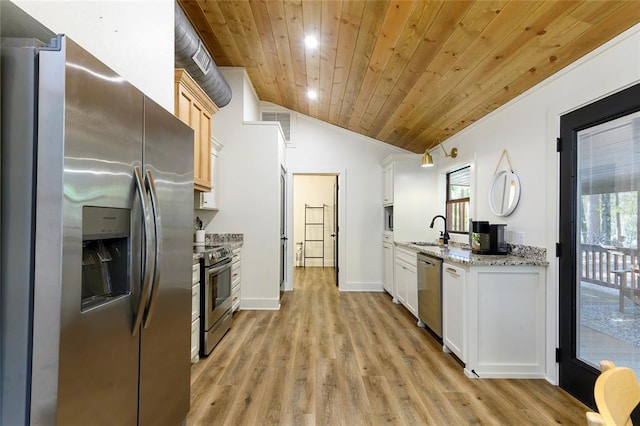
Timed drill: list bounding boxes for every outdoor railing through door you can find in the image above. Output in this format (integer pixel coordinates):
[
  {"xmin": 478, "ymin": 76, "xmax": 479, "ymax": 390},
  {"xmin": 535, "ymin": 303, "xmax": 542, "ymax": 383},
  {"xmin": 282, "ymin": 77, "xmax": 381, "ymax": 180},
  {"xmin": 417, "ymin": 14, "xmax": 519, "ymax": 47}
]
[{"xmin": 580, "ymin": 244, "xmax": 639, "ymax": 293}]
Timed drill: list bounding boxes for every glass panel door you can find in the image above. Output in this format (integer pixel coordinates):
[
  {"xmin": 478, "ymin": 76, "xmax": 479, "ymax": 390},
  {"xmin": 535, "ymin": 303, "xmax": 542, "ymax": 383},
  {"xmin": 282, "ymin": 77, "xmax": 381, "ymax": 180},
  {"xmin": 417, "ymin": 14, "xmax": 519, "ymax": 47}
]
[
  {"xmin": 559, "ymin": 83, "xmax": 640, "ymax": 415},
  {"xmin": 576, "ymin": 112, "xmax": 640, "ymax": 373}
]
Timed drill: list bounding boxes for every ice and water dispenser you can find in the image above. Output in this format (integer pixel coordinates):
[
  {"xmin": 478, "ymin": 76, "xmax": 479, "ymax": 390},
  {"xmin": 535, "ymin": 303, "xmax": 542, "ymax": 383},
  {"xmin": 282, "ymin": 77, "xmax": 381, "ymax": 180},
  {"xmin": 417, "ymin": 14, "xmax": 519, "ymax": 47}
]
[{"xmin": 81, "ymin": 207, "xmax": 130, "ymax": 311}]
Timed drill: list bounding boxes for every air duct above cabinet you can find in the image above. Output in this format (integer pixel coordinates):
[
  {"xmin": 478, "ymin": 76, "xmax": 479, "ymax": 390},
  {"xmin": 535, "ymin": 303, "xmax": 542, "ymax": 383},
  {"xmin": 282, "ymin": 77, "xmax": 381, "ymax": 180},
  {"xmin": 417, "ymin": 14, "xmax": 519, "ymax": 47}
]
[{"xmin": 174, "ymin": 2, "xmax": 232, "ymax": 107}]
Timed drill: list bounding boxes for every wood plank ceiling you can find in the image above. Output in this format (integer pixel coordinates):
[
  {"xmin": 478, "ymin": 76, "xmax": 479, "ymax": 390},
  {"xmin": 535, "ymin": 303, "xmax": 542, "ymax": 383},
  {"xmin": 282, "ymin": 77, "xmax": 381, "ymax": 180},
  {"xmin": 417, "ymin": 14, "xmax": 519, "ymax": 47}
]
[{"xmin": 178, "ymin": 0, "xmax": 640, "ymax": 154}]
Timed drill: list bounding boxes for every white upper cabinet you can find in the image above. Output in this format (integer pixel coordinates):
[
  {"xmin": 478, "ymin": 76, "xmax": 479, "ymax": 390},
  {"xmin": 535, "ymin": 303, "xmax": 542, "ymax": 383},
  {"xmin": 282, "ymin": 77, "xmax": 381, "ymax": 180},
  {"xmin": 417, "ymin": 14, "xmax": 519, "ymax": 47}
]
[
  {"xmin": 195, "ymin": 137, "xmax": 223, "ymax": 210},
  {"xmin": 383, "ymin": 163, "xmax": 393, "ymax": 206}
]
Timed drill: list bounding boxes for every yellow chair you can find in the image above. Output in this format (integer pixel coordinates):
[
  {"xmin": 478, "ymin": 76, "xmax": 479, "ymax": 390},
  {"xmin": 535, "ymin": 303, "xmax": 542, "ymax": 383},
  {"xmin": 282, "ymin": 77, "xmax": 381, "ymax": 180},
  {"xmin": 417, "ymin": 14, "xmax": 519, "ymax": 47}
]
[{"xmin": 586, "ymin": 360, "xmax": 640, "ymax": 426}]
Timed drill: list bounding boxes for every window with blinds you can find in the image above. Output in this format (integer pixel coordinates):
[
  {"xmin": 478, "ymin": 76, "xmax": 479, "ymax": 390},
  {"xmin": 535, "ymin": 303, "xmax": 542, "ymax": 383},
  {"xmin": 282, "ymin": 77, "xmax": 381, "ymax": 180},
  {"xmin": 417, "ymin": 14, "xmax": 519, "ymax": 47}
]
[{"xmin": 446, "ymin": 166, "xmax": 470, "ymax": 234}]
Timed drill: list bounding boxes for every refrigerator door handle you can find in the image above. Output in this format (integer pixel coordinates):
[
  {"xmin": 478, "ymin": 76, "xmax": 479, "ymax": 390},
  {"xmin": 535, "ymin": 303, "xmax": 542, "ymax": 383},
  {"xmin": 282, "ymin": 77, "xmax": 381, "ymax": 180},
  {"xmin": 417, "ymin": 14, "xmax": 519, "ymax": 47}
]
[
  {"xmin": 143, "ymin": 170, "xmax": 162, "ymax": 329},
  {"xmin": 133, "ymin": 166, "xmax": 154, "ymax": 336}
]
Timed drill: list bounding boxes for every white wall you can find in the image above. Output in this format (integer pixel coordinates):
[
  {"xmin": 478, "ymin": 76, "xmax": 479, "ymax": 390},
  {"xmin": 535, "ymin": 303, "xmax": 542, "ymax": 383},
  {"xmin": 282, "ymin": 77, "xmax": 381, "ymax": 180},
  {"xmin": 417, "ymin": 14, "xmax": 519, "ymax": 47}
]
[
  {"xmin": 293, "ymin": 175, "xmax": 336, "ymax": 268},
  {"xmin": 208, "ymin": 68, "xmax": 285, "ymax": 310},
  {"xmin": 243, "ymin": 75, "xmax": 260, "ymax": 121},
  {"xmin": 215, "ymin": 82, "xmax": 405, "ymax": 292},
  {"xmin": 286, "ymin": 114, "xmax": 407, "ymax": 291},
  {"xmin": 12, "ymin": 0, "xmax": 174, "ymax": 111},
  {"xmin": 384, "ymin": 155, "xmax": 440, "ymax": 242},
  {"xmin": 430, "ymin": 23, "xmax": 640, "ymax": 383}
]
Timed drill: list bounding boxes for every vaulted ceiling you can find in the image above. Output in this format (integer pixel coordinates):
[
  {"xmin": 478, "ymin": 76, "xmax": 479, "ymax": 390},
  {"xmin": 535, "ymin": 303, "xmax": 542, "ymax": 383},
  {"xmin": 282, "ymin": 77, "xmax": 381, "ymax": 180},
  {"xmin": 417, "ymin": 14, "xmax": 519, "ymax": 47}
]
[{"xmin": 178, "ymin": 0, "xmax": 640, "ymax": 154}]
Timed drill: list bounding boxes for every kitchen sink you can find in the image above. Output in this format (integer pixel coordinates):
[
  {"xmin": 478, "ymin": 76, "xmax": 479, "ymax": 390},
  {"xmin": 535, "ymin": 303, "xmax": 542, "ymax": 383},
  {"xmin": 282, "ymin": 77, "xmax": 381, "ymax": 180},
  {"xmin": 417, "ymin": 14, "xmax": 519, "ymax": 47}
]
[{"xmin": 409, "ymin": 241, "xmax": 439, "ymax": 247}]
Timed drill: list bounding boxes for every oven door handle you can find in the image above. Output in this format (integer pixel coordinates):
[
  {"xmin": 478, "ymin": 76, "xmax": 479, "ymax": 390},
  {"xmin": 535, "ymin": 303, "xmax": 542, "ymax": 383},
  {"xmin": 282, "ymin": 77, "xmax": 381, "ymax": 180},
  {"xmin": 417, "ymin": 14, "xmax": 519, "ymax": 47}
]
[
  {"xmin": 132, "ymin": 167, "xmax": 153, "ymax": 336},
  {"xmin": 207, "ymin": 259, "xmax": 232, "ymax": 275},
  {"xmin": 143, "ymin": 170, "xmax": 162, "ymax": 329}
]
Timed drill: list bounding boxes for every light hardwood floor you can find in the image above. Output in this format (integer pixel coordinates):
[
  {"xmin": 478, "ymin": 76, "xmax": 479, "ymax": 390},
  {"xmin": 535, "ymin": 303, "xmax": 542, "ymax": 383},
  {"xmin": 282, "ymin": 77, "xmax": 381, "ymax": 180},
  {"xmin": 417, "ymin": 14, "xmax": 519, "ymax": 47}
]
[{"xmin": 188, "ymin": 267, "xmax": 589, "ymax": 425}]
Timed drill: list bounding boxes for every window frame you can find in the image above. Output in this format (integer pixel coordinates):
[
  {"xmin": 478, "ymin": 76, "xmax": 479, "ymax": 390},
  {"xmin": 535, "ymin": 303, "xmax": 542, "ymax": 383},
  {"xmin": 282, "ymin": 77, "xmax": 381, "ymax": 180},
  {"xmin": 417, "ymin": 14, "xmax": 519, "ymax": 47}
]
[{"xmin": 446, "ymin": 166, "xmax": 470, "ymax": 235}]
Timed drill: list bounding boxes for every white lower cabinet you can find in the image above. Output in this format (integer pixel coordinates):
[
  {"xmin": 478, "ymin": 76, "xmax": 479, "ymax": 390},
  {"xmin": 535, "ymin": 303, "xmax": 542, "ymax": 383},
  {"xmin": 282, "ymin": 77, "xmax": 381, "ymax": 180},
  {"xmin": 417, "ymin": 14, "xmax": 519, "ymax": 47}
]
[
  {"xmin": 440, "ymin": 261, "xmax": 547, "ymax": 379},
  {"xmin": 382, "ymin": 239, "xmax": 394, "ymax": 297},
  {"xmin": 465, "ymin": 265, "xmax": 546, "ymax": 378},
  {"xmin": 231, "ymin": 247, "xmax": 241, "ymax": 312},
  {"xmin": 191, "ymin": 262, "xmax": 201, "ymax": 363},
  {"xmin": 443, "ymin": 262, "xmax": 466, "ymax": 362},
  {"xmin": 394, "ymin": 246, "xmax": 418, "ymax": 318}
]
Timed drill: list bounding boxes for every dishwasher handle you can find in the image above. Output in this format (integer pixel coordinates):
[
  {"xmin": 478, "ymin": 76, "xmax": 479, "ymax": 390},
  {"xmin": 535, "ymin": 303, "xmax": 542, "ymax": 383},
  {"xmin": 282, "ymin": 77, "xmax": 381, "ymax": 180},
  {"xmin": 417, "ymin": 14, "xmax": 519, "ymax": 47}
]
[{"xmin": 418, "ymin": 258, "xmax": 437, "ymax": 268}]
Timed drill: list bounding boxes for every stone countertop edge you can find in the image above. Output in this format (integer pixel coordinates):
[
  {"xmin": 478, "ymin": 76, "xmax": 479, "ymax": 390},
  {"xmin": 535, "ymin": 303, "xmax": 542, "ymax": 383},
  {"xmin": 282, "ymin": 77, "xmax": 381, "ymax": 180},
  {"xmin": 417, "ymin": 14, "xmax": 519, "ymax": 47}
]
[
  {"xmin": 395, "ymin": 242, "xmax": 549, "ymax": 267},
  {"xmin": 193, "ymin": 234, "xmax": 244, "ymax": 265}
]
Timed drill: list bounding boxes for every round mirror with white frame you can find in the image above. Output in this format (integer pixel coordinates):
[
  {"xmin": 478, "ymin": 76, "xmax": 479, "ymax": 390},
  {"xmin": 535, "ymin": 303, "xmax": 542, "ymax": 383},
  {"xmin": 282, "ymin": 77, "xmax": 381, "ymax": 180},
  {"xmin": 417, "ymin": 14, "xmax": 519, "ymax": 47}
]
[{"xmin": 488, "ymin": 170, "xmax": 520, "ymax": 216}]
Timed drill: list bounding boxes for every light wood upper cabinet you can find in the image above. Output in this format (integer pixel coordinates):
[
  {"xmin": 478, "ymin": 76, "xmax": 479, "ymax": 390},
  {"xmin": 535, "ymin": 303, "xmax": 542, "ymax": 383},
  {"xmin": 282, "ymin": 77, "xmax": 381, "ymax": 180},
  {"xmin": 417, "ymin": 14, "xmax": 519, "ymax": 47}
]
[{"xmin": 174, "ymin": 69, "xmax": 218, "ymax": 192}]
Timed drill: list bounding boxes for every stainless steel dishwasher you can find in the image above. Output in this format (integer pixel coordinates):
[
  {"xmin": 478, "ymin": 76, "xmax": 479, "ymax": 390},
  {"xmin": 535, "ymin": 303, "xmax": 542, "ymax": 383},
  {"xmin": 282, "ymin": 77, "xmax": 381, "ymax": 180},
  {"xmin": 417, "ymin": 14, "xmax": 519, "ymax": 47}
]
[{"xmin": 417, "ymin": 253, "xmax": 443, "ymax": 338}]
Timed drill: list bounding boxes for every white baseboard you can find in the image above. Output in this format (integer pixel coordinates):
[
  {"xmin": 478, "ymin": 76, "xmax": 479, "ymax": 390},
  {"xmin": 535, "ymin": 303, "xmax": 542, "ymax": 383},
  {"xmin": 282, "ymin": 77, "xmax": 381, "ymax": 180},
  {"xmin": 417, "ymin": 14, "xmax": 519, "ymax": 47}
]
[{"xmin": 240, "ymin": 298, "xmax": 281, "ymax": 310}]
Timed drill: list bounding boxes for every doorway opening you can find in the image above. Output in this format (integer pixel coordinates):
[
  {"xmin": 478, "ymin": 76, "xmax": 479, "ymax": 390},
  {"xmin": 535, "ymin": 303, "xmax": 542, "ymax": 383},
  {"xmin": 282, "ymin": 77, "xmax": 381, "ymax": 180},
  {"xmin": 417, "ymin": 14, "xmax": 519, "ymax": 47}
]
[{"xmin": 292, "ymin": 174, "xmax": 339, "ymax": 288}]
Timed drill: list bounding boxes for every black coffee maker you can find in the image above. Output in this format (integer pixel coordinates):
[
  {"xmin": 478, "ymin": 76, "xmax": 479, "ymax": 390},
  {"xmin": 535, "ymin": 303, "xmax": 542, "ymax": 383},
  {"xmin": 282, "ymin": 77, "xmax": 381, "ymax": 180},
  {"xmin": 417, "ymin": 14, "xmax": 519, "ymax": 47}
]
[
  {"xmin": 470, "ymin": 220, "xmax": 508, "ymax": 255},
  {"xmin": 489, "ymin": 224, "xmax": 508, "ymax": 255}
]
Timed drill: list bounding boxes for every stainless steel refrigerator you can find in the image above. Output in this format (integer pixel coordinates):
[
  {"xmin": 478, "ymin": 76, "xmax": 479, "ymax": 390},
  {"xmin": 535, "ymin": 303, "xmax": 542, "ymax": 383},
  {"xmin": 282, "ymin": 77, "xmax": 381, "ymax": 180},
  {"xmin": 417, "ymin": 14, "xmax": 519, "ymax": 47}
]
[{"xmin": 1, "ymin": 8, "xmax": 194, "ymax": 424}]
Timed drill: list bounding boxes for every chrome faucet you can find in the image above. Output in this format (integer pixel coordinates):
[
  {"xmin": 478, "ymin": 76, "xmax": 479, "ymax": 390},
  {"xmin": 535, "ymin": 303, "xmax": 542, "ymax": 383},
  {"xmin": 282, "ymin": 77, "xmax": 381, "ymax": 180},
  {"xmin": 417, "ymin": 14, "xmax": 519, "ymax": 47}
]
[{"xmin": 429, "ymin": 215, "xmax": 449, "ymax": 245}]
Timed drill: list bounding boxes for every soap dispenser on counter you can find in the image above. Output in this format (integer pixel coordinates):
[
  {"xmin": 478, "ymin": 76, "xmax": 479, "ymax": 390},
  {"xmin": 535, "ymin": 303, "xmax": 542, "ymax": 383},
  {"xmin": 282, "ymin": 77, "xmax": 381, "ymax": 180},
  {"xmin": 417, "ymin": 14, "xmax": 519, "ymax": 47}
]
[{"xmin": 438, "ymin": 231, "xmax": 448, "ymax": 247}]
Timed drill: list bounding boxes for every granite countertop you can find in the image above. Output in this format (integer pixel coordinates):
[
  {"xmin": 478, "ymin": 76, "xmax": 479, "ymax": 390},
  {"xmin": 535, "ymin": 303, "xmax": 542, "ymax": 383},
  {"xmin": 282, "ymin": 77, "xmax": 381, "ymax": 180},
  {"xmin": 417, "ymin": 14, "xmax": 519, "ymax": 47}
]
[
  {"xmin": 192, "ymin": 233, "xmax": 244, "ymax": 263},
  {"xmin": 395, "ymin": 241, "xmax": 549, "ymax": 267}
]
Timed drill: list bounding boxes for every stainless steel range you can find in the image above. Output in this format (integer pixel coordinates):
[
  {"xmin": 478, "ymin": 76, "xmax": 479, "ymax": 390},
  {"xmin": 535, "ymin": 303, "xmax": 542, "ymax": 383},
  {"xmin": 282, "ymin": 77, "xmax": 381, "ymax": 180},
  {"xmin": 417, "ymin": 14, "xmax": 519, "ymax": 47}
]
[{"xmin": 197, "ymin": 245, "xmax": 233, "ymax": 355}]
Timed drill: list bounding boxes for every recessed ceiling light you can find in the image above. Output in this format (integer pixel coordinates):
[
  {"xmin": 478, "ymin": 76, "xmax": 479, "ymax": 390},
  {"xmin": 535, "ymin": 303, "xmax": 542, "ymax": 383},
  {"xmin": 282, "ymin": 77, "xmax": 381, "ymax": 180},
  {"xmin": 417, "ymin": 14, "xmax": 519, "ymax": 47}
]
[
  {"xmin": 307, "ymin": 90, "xmax": 318, "ymax": 100},
  {"xmin": 304, "ymin": 35, "xmax": 318, "ymax": 49}
]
